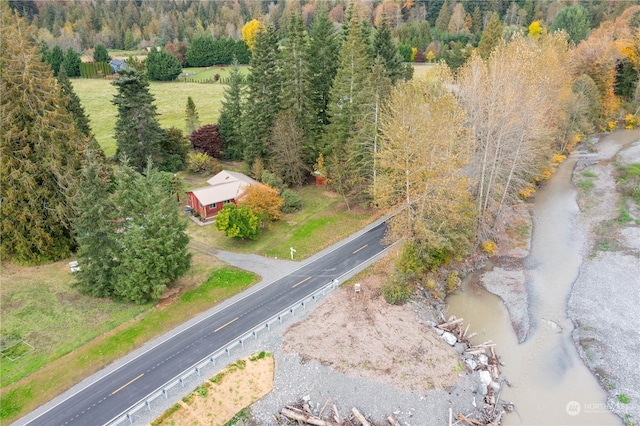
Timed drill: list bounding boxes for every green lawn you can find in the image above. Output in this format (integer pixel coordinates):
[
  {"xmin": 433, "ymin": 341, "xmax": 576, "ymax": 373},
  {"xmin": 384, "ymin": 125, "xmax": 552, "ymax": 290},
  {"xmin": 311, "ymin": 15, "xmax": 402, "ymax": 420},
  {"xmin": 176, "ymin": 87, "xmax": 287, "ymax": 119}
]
[
  {"xmin": 185, "ymin": 184, "xmax": 379, "ymax": 260},
  {"xmin": 72, "ymin": 78, "xmax": 226, "ymax": 156}
]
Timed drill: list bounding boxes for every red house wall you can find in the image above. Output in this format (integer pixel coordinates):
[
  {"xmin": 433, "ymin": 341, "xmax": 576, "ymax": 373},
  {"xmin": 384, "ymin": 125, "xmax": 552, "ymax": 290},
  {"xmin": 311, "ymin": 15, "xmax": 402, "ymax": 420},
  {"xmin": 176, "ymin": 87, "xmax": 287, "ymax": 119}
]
[{"xmin": 186, "ymin": 192, "xmax": 236, "ymax": 220}]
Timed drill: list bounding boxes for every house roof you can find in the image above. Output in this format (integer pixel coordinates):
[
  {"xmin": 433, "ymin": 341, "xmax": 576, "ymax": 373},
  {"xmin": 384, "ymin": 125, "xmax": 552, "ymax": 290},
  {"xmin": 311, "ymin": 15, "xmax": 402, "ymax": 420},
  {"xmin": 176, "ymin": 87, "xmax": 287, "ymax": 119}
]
[{"xmin": 189, "ymin": 170, "xmax": 258, "ymax": 206}]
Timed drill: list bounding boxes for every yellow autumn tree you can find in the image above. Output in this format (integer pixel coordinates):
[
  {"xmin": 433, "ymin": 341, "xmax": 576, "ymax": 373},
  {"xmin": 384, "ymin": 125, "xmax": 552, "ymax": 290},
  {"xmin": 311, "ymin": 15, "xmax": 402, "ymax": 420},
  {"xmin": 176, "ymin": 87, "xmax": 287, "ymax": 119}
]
[
  {"xmin": 374, "ymin": 66, "xmax": 476, "ymax": 265},
  {"xmin": 242, "ymin": 19, "xmax": 265, "ymax": 51},
  {"xmin": 239, "ymin": 183, "xmax": 283, "ymax": 222},
  {"xmin": 528, "ymin": 21, "xmax": 542, "ymax": 37}
]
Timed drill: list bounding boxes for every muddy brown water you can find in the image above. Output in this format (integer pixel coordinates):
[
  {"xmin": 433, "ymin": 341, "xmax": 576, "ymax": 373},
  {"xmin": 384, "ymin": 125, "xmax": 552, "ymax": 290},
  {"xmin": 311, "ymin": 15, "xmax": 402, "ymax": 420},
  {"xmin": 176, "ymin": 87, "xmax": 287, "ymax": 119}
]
[{"xmin": 448, "ymin": 152, "xmax": 621, "ymax": 425}]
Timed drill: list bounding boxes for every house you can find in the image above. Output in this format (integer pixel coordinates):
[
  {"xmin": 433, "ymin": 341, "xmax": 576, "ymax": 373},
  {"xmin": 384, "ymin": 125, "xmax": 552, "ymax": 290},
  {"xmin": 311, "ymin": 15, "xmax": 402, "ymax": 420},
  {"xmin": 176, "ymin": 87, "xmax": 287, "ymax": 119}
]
[
  {"xmin": 186, "ymin": 170, "xmax": 258, "ymax": 220},
  {"xmin": 109, "ymin": 58, "xmax": 127, "ymax": 74}
]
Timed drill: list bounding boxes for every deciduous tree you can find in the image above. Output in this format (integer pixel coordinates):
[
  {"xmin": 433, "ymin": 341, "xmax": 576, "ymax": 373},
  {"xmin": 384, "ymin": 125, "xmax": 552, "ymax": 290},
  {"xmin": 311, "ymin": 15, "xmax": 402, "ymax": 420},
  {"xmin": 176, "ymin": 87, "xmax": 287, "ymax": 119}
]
[
  {"xmin": 269, "ymin": 109, "xmax": 307, "ymax": 186},
  {"xmin": 239, "ymin": 183, "xmax": 284, "ymax": 222},
  {"xmin": 375, "ymin": 71, "xmax": 475, "ymax": 277},
  {"xmin": 241, "ymin": 19, "xmax": 265, "ymax": 51},
  {"xmin": 215, "ymin": 204, "xmax": 261, "ymax": 240},
  {"xmin": 190, "ymin": 124, "xmax": 223, "ymax": 158}
]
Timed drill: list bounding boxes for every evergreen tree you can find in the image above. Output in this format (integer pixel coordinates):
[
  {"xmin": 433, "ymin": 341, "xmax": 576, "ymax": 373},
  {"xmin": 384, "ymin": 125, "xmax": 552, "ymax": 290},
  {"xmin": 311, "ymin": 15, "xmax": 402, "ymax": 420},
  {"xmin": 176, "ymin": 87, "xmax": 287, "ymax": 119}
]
[
  {"xmin": 307, "ymin": 5, "xmax": 339, "ymax": 151},
  {"xmin": 185, "ymin": 96, "xmax": 200, "ymax": 136},
  {"xmin": 111, "ymin": 163, "xmax": 191, "ymax": 304},
  {"xmin": 159, "ymin": 127, "xmax": 190, "ymax": 172},
  {"xmin": 185, "ymin": 34, "xmax": 215, "ymax": 67},
  {"xmin": 146, "ymin": 48, "xmax": 182, "ymax": 81},
  {"xmin": 435, "ymin": 0, "xmax": 452, "ymax": 33},
  {"xmin": 551, "ymin": 5, "xmax": 591, "ymax": 44},
  {"xmin": 478, "ymin": 13, "xmax": 503, "ymax": 59},
  {"xmin": 57, "ymin": 67, "xmax": 92, "ymax": 137},
  {"xmin": 93, "ymin": 43, "xmax": 111, "ymax": 62},
  {"xmin": 373, "ymin": 17, "xmax": 405, "ymax": 85},
  {"xmin": 73, "ymin": 153, "xmax": 117, "ymax": 298},
  {"xmin": 324, "ymin": 14, "xmax": 372, "ymax": 198},
  {"xmin": 218, "ymin": 58, "xmax": 246, "ymax": 160},
  {"xmin": 48, "ymin": 44, "xmax": 64, "ymax": 76},
  {"xmin": 112, "ymin": 69, "xmax": 165, "ymax": 172},
  {"xmin": 279, "ymin": 10, "xmax": 312, "ymax": 141},
  {"xmin": 242, "ymin": 26, "xmax": 280, "ymax": 164},
  {"xmin": 1, "ymin": 8, "xmax": 85, "ymax": 263},
  {"xmin": 62, "ymin": 47, "xmax": 81, "ymax": 77}
]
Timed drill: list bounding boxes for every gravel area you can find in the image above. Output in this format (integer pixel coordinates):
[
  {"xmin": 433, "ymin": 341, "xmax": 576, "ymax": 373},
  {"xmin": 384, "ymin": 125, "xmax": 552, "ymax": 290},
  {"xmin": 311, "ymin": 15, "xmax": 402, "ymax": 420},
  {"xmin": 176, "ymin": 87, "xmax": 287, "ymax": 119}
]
[{"xmin": 568, "ymin": 130, "xmax": 640, "ymax": 425}]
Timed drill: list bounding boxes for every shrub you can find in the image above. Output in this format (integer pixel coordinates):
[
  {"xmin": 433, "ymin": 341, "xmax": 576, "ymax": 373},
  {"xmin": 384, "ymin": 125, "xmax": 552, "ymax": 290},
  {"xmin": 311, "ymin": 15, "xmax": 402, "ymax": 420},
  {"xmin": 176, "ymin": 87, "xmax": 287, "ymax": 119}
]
[
  {"xmin": 260, "ymin": 171, "xmax": 285, "ymax": 193},
  {"xmin": 146, "ymin": 49, "xmax": 182, "ymax": 81},
  {"xmin": 382, "ymin": 281, "xmax": 411, "ymax": 305},
  {"xmin": 445, "ymin": 271, "xmax": 459, "ymax": 294},
  {"xmin": 624, "ymin": 114, "xmax": 636, "ymax": 129},
  {"xmin": 482, "ymin": 240, "xmax": 496, "ymax": 255},
  {"xmin": 187, "ymin": 152, "xmax": 220, "ymax": 174},
  {"xmin": 281, "ymin": 189, "xmax": 303, "ymax": 213}
]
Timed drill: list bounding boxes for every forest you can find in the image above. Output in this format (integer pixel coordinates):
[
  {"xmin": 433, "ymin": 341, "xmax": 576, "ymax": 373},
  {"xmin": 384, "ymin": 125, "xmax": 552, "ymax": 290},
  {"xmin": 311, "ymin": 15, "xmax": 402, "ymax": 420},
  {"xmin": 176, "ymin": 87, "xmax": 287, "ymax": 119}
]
[{"xmin": 2, "ymin": 0, "xmax": 640, "ymax": 302}]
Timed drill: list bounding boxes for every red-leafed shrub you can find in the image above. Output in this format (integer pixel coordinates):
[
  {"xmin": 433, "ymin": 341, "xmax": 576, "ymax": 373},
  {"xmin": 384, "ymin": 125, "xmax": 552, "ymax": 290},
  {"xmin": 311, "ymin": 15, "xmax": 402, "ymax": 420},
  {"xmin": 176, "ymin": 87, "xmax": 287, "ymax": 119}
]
[{"xmin": 190, "ymin": 124, "xmax": 223, "ymax": 158}]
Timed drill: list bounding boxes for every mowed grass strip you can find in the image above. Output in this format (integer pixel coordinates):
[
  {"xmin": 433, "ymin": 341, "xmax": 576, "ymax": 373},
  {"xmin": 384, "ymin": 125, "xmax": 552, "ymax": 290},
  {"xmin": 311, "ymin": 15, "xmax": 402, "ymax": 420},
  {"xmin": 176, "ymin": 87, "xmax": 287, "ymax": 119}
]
[
  {"xmin": 186, "ymin": 184, "xmax": 379, "ymax": 260},
  {"xmin": 0, "ymin": 257, "xmax": 256, "ymax": 424},
  {"xmin": 178, "ymin": 65, "xmax": 248, "ymax": 82},
  {"xmin": 72, "ymin": 78, "xmax": 226, "ymax": 157}
]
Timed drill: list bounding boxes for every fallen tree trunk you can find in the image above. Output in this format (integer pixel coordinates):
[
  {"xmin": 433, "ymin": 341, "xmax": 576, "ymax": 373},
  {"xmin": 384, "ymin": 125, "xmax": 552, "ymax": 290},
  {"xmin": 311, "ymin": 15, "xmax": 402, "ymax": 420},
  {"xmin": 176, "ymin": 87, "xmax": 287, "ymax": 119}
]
[{"xmin": 281, "ymin": 407, "xmax": 329, "ymax": 426}]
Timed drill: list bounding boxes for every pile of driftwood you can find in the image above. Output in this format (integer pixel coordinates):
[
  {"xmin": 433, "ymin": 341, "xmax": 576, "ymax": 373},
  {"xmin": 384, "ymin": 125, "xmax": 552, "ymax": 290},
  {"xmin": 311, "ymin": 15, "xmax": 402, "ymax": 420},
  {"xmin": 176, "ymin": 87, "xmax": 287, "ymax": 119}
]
[
  {"xmin": 435, "ymin": 316, "xmax": 514, "ymax": 426},
  {"xmin": 279, "ymin": 398, "xmax": 401, "ymax": 426}
]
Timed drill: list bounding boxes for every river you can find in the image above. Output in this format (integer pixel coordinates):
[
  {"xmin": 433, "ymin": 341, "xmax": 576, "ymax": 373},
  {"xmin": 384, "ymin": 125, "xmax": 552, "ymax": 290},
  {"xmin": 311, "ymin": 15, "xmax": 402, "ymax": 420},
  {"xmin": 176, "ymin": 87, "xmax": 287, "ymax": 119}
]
[{"xmin": 447, "ymin": 153, "xmax": 621, "ymax": 425}]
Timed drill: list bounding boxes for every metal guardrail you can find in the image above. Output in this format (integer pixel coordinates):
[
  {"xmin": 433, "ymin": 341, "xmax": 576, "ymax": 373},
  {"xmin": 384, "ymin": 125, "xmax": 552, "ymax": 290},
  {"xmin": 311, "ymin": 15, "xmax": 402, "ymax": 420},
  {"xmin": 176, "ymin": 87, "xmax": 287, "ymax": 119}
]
[
  {"xmin": 107, "ymin": 278, "xmax": 343, "ymax": 426},
  {"xmin": 106, "ymin": 236, "xmax": 396, "ymax": 426}
]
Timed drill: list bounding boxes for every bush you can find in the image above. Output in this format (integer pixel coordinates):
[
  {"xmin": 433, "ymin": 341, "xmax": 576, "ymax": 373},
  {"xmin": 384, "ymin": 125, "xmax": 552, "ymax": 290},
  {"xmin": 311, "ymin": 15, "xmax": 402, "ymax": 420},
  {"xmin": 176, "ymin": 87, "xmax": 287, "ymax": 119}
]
[
  {"xmin": 187, "ymin": 152, "xmax": 221, "ymax": 174},
  {"xmin": 146, "ymin": 49, "xmax": 182, "ymax": 81},
  {"xmin": 281, "ymin": 189, "xmax": 303, "ymax": 213},
  {"xmin": 260, "ymin": 171, "xmax": 285, "ymax": 193},
  {"xmin": 382, "ymin": 281, "xmax": 412, "ymax": 305}
]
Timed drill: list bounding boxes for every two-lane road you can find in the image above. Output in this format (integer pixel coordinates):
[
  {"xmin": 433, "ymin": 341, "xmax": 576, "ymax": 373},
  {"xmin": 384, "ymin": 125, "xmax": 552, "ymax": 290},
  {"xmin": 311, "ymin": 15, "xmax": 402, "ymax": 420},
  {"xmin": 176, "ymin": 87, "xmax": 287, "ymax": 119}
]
[{"xmin": 21, "ymin": 221, "xmax": 389, "ymax": 426}]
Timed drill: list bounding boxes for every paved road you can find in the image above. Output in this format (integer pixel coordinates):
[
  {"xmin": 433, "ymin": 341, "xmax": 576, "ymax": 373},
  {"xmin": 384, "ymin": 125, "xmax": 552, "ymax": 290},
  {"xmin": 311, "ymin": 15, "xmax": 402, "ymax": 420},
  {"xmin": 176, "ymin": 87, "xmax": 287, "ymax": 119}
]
[{"xmin": 21, "ymin": 220, "xmax": 389, "ymax": 426}]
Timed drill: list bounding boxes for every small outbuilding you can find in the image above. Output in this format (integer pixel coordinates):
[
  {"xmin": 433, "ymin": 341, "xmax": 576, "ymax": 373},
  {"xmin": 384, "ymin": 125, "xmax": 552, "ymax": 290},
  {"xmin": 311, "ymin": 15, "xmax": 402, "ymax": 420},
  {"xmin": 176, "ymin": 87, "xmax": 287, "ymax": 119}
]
[{"xmin": 186, "ymin": 170, "xmax": 258, "ymax": 220}]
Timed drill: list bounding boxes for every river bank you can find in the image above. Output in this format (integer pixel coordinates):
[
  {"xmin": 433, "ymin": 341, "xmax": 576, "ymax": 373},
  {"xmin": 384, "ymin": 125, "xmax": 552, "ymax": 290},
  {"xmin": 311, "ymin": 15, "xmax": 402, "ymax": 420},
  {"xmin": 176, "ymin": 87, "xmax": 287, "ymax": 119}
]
[{"xmin": 470, "ymin": 129, "xmax": 640, "ymax": 425}]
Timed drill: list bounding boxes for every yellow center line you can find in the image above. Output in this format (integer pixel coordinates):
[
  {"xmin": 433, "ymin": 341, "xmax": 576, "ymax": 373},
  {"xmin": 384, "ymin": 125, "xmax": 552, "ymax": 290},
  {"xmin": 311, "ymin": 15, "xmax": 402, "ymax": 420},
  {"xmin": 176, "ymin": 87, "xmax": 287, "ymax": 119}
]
[
  {"xmin": 111, "ymin": 373, "xmax": 144, "ymax": 395},
  {"xmin": 352, "ymin": 244, "xmax": 368, "ymax": 254},
  {"xmin": 215, "ymin": 317, "xmax": 239, "ymax": 332},
  {"xmin": 292, "ymin": 276, "xmax": 311, "ymax": 288}
]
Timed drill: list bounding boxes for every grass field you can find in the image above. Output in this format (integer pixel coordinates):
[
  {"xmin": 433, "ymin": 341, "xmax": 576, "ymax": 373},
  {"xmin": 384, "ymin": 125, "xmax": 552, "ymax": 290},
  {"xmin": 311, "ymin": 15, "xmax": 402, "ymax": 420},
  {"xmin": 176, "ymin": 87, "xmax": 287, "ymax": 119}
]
[
  {"xmin": 0, "ymin": 255, "xmax": 256, "ymax": 423},
  {"xmin": 178, "ymin": 65, "xmax": 249, "ymax": 82},
  {"xmin": 72, "ymin": 77, "xmax": 227, "ymax": 157}
]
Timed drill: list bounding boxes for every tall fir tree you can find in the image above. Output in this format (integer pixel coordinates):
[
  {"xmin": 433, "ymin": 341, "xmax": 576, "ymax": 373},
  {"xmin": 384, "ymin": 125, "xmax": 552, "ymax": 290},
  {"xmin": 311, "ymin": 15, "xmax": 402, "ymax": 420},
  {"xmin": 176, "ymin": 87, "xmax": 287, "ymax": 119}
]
[
  {"xmin": 57, "ymin": 67, "xmax": 92, "ymax": 137},
  {"xmin": 307, "ymin": 5, "xmax": 339, "ymax": 155},
  {"xmin": 324, "ymin": 14, "xmax": 372, "ymax": 199},
  {"xmin": 111, "ymin": 163, "xmax": 191, "ymax": 304},
  {"xmin": 279, "ymin": 10, "xmax": 311, "ymax": 124},
  {"xmin": 48, "ymin": 44, "xmax": 64, "ymax": 76},
  {"xmin": 434, "ymin": 0, "xmax": 452, "ymax": 33},
  {"xmin": 112, "ymin": 68, "xmax": 165, "ymax": 172},
  {"xmin": 93, "ymin": 43, "xmax": 111, "ymax": 62},
  {"xmin": 373, "ymin": 17, "xmax": 406, "ymax": 85},
  {"xmin": 185, "ymin": 95, "xmax": 201, "ymax": 136},
  {"xmin": 478, "ymin": 13, "xmax": 503, "ymax": 59},
  {"xmin": 1, "ymin": 7, "xmax": 86, "ymax": 263},
  {"xmin": 61, "ymin": 46, "xmax": 81, "ymax": 77},
  {"xmin": 73, "ymin": 153, "xmax": 117, "ymax": 298},
  {"xmin": 218, "ymin": 57, "xmax": 246, "ymax": 160},
  {"xmin": 242, "ymin": 26, "xmax": 280, "ymax": 165}
]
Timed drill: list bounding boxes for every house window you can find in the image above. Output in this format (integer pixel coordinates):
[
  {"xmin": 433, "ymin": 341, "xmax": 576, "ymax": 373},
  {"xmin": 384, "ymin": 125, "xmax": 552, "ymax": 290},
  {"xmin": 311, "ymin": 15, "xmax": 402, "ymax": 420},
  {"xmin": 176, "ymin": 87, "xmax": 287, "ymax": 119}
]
[
  {"xmin": 223, "ymin": 200, "xmax": 230, "ymax": 204},
  {"xmin": 209, "ymin": 203, "xmax": 217, "ymax": 209},
  {"xmin": 198, "ymin": 201, "xmax": 202, "ymax": 208}
]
